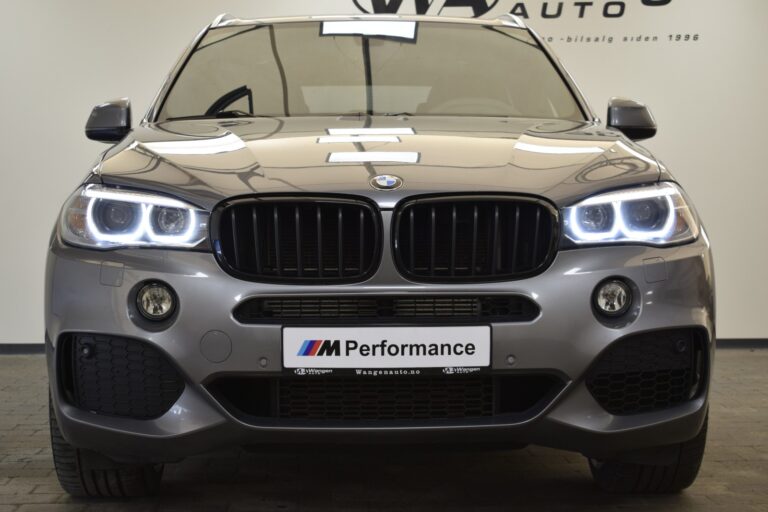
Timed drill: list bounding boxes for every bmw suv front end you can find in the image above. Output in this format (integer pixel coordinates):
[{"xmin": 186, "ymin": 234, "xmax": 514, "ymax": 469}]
[{"xmin": 46, "ymin": 14, "xmax": 713, "ymax": 497}]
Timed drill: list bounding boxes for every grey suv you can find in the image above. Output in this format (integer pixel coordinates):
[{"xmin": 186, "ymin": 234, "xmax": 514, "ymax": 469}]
[{"xmin": 46, "ymin": 14, "xmax": 713, "ymax": 497}]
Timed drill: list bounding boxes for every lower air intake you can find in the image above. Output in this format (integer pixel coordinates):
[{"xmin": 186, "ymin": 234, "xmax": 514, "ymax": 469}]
[
  {"xmin": 59, "ymin": 334, "xmax": 184, "ymax": 420},
  {"xmin": 586, "ymin": 328, "xmax": 707, "ymax": 415},
  {"xmin": 206, "ymin": 374, "xmax": 565, "ymax": 422}
]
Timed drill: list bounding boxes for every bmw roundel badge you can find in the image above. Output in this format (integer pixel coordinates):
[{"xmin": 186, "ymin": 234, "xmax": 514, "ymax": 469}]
[{"xmin": 370, "ymin": 175, "xmax": 403, "ymax": 190}]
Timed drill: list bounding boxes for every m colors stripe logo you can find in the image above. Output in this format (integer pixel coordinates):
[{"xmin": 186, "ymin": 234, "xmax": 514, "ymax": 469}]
[
  {"xmin": 297, "ymin": 339, "xmax": 341, "ymax": 357},
  {"xmin": 283, "ymin": 326, "xmax": 490, "ymax": 369},
  {"xmin": 297, "ymin": 338, "xmax": 479, "ymax": 358}
]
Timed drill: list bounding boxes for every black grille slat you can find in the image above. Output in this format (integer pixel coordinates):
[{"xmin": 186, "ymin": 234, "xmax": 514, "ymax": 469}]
[
  {"xmin": 273, "ymin": 207, "xmax": 282, "ymax": 276},
  {"xmin": 358, "ymin": 209, "xmax": 365, "ymax": 275},
  {"xmin": 450, "ymin": 205, "xmax": 457, "ymax": 276},
  {"xmin": 491, "ymin": 204, "xmax": 500, "ymax": 274},
  {"xmin": 215, "ymin": 197, "xmax": 379, "ymax": 283},
  {"xmin": 316, "ymin": 206, "xmax": 323, "ymax": 278},
  {"xmin": 393, "ymin": 196, "xmax": 556, "ymax": 282},
  {"xmin": 532, "ymin": 207, "xmax": 541, "ymax": 262},
  {"xmin": 295, "ymin": 206, "xmax": 303, "ymax": 277},
  {"xmin": 511, "ymin": 204, "xmax": 520, "ymax": 271},
  {"xmin": 409, "ymin": 208, "xmax": 415, "ymax": 270},
  {"xmin": 251, "ymin": 207, "xmax": 262, "ymax": 274},
  {"xmin": 233, "ymin": 295, "xmax": 539, "ymax": 324},
  {"xmin": 230, "ymin": 209, "xmax": 240, "ymax": 268},
  {"xmin": 337, "ymin": 206, "xmax": 344, "ymax": 277},
  {"xmin": 61, "ymin": 334, "xmax": 184, "ymax": 420},
  {"xmin": 430, "ymin": 205, "xmax": 436, "ymax": 276},
  {"xmin": 471, "ymin": 205, "xmax": 478, "ymax": 276},
  {"xmin": 586, "ymin": 329, "xmax": 707, "ymax": 416}
]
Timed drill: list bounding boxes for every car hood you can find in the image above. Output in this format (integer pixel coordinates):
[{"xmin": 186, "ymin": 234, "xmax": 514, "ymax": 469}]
[{"xmin": 97, "ymin": 116, "xmax": 661, "ymax": 210}]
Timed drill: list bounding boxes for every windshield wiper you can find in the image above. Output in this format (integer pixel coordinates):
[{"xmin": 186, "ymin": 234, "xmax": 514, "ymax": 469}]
[
  {"xmin": 381, "ymin": 112, "xmax": 415, "ymax": 117},
  {"xmin": 166, "ymin": 111, "xmax": 278, "ymax": 121},
  {"xmin": 209, "ymin": 109, "xmax": 253, "ymax": 118}
]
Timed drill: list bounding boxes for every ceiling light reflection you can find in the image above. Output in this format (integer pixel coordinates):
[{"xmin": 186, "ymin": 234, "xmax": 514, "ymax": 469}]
[
  {"xmin": 317, "ymin": 135, "xmax": 401, "ymax": 144},
  {"xmin": 328, "ymin": 152, "xmax": 419, "ymax": 163},
  {"xmin": 321, "ymin": 21, "xmax": 417, "ymax": 40},
  {"xmin": 515, "ymin": 141, "xmax": 604, "ymax": 155},
  {"xmin": 328, "ymin": 128, "xmax": 415, "ymax": 136},
  {"xmin": 143, "ymin": 134, "xmax": 246, "ymax": 155}
]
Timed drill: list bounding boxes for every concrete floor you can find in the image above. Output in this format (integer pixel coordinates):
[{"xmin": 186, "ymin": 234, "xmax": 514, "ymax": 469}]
[{"xmin": 0, "ymin": 348, "xmax": 766, "ymax": 512}]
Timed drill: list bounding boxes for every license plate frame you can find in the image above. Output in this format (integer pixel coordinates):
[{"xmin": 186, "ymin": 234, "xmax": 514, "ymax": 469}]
[{"xmin": 282, "ymin": 325, "xmax": 491, "ymax": 370}]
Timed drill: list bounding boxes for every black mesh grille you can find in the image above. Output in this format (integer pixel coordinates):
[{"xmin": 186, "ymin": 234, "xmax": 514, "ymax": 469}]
[
  {"xmin": 214, "ymin": 197, "xmax": 380, "ymax": 283},
  {"xmin": 279, "ymin": 376, "xmax": 493, "ymax": 420},
  {"xmin": 233, "ymin": 295, "xmax": 540, "ymax": 324},
  {"xmin": 393, "ymin": 196, "xmax": 557, "ymax": 282},
  {"xmin": 586, "ymin": 329, "xmax": 707, "ymax": 415},
  {"xmin": 59, "ymin": 334, "xmax": 184, "ymax": 420},
  {"xmin": 206, "ymin": 375, "xmax": 565, "ymax": 422}
]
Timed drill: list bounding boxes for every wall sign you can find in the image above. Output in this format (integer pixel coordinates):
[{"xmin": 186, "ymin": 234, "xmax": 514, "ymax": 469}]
[
  {"xmin": 353, "ymin": 0, "xmax": 672, "ymax": 19},
  {"xmin": 353, "ymin": 1, "xmax": 697, "ymax": 46}
]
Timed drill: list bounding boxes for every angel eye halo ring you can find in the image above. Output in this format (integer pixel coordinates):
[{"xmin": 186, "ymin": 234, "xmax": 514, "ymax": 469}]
[
  {"xmin": 563, "ymin": 182, "xmax": 699, "ymax": 246},
  {"xmin": 60, "ymin": 184, "xmax": 209, "ymax": 249}
]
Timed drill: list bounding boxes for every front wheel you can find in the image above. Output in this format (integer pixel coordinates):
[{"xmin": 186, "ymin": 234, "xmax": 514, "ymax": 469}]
[
  {"xmin": 589, "ymin": 415, "xmax": 708, "ymax": 494},
  {"xmin": 49, "ymin": 396, "xmax": 163, "ymax": 498}
]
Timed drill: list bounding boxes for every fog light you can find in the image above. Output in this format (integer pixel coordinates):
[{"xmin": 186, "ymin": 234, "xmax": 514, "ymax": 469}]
[
  {"xmin": 593, "ymin": 279, "xmax": 631, "ymax": 317},
  {"xmin": 137, "ymin": 282, "xmax": 176, "ymax": 321}
]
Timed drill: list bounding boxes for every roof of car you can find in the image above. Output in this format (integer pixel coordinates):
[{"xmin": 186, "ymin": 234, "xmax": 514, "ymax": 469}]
[{"xmin": 210, "ymin": 13, "xmax": 526, "ymax": 30}]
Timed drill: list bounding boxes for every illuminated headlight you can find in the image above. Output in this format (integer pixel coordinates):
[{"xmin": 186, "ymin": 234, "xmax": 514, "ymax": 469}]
[
  {"xmin": 563, "ymin": 183, "xmax": 699, "ymax": 246},
  {"xmin": 60, "ymin": 185, "xmax": 209, "ymax": 249}
]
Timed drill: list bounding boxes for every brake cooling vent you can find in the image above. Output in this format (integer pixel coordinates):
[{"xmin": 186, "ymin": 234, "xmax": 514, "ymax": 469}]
[{"xmin": 59, "ymin": 334, "xmax": 184, "ymax": 420}]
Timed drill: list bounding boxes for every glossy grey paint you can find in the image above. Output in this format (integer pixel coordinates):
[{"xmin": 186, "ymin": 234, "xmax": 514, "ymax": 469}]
[
  {"xmin": 95, "ymin": 117, "xmax": 661, "ymax": 211},
  {"xmin": 47, "ymin": 14, "xmax": 714, "ymax": 463},
  {"xmin": 46, "ymin": 230, "xmax": 714, "ymax": 462}
]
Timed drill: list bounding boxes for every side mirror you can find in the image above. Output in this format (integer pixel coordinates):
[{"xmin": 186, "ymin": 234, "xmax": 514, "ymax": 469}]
[
  {"xmin": 85, "ymin": 99, "xmax": 131, "ymax": 143},
  {"xmin": 607, "ymin": 98, "xmax": 657, "ymax": 141}
]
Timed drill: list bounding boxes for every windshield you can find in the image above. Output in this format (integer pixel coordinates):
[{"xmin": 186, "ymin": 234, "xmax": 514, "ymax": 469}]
[{"xmin": 157, "ymin": 20, "xmax": 585, "ymax": 121}]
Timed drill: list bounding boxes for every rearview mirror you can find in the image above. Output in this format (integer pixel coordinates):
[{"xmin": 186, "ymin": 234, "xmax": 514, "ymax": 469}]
[
  {"xmin": 607, "ymin": 98, "xmax": 657, "ymax": 142},
  {"xmin": 85, "ymin": 99, "xmax": 131, "ymax": 143}
]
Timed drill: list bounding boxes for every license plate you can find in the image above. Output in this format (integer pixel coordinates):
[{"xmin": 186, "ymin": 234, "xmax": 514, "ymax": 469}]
[{"xmin": 282, "ymin": 326, "xmax": 490, "ymax": 369}]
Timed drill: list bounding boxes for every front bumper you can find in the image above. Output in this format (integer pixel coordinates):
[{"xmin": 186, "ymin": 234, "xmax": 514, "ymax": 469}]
[{"xmin": 45, "ymin": 232, "xmax": 715, "ymax": 463}]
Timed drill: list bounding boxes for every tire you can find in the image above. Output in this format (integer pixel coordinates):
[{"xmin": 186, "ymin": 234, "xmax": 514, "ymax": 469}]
[
  {"xmin": 49, "ymin": 396, "xmax": 164, "ymax": 498},
  {"xmin": 589, "ymin": 415, "xmax": 708, "ymax": 494}
]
